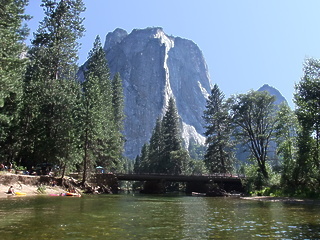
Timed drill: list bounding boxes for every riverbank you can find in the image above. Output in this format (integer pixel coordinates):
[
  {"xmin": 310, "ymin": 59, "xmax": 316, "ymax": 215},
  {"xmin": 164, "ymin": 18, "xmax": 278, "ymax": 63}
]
[
  {"xmin": 241, "ymin": 196, "xmax": 320, "ymax": 204},
  {"xmin": 2, "ymin": 172, "xmax": 320, "ymax": 204},
  {"xmin": 0, "ymin": 172, "xmax": 71, "ymax": 198}
]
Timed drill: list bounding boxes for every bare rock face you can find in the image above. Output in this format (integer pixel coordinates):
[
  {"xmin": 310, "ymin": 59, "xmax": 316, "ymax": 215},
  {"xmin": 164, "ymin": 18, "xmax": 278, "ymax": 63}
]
[
  {"xmin": 258, "ymin": 84, "xmax": 287, "ymax": 105},
  {"xmin": 103, "ymin": 27, "xmax": 212, "ymax": 159}
]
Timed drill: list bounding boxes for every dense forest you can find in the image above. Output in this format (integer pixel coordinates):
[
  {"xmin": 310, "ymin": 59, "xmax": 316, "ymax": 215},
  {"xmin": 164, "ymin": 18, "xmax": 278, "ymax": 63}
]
[
  {"xmin": 0, "ymin": 0, "xmax": 126, "ymax": 184},
  {"xmin": 2, "ymin": 0, "xmax": 320, "ymax": 197}
]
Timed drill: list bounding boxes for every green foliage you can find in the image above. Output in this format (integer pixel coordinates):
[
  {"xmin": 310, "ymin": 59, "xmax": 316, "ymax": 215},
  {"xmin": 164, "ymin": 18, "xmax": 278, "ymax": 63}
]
[
  {"xmin": 148, "ymin": 118, "xmax": 163, "ymax": 172},
  {"xmin": 133, "ymin": 155, "xmax": 141, "ymax": 173},
  {"xmin": 188, "ymin": 139, "xmax": 205, "ymax": 160},
  {"xmin": 0, "ymin": 0, "xmax": 30, "ymax": 107},
  {"xmin": 4, "ymin": 1, "xmax": 320, "ymax": 199},
  {"xmin": 113, "ymin": 157, "xmax": 132, "ymax": 174},
  {"xmin": 31, "ymin": 0, "xmax": 85, "ymax": 79},
  {"xmin": 110, "ymin": 72, "xmax": 125, "ymax": 164},
  {"xmin": 160, "ymin": 98, "xmax": 188, "ymax": 174},
  {"xmin": 36, "ymin": 184, "xmax": 46, "ymax": 194},
  {"xmin": 169, "ymin": 149, "xmax": 189, "ymax": 175},
  {"xmin": 15, "ymin": 165, "xmax": 26, "ymax": 171},
  {"xmin": 274, "ymin": 103, "xmax": 299, "ymax": 188},
  {"xmin": 241, "ymin": 162, "xmax": 281, "ymax": 194},
  {"xmin": 251, "ymin": 186, "xmax": 282, "ymax": 197},
  {"xmin": 0, "ymin": 0, "xmax": 30, "ymax": 162},
  {"xmin": 112, "ymin": 72, "xmax": 125, "ymax": 131},
  {"xmin": 134, "ymin": 97, "xmax": 189, "ymax": 175},
  {"xmin": 186, "ymin": 159, "xmax": 208, "ymax": 175},
  {"xmin": 19, "ymin": 0, "xmax": 85, "ymax": 171},
  {"xmin": 203, "ymin": 84, "xmax": 235, "ymax": 174},
  {"xmin": 80, "ymin": 36, "xmax": 115, "ymax": 183},
  {"xmin": 294, "ymin": 58, "xmax": 320, "ymax": 190},
  {"xmin": 138, "ymin": 143, "xmax": 150, "ymax": 173},
  {"xmin": 228, "ymin": 90, "xmax": 277, "ymax": 179},
  {"xmin": 0, "ymin": 0, "xmax": 128, "ymax": 182}
]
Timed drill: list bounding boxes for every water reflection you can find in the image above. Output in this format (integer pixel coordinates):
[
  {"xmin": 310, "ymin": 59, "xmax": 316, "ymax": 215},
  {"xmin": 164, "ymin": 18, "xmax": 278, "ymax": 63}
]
[
  {"xmin": 0, "ymin": 195, "xmax": 320, "ymax": 239},
  {"xmin": 181, "ymin": 196, "xmax": 209, "ymax": 239}
]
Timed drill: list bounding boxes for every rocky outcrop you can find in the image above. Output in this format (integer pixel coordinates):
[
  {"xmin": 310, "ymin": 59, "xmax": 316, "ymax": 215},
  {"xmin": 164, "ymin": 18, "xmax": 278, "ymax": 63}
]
[
  {"xmin": 258, "ymin": 84, "xmax": 287, "ymax": 105},
  {"xmin": 103, "ymin": 27, "xmax": 212, "ymax": 159}
]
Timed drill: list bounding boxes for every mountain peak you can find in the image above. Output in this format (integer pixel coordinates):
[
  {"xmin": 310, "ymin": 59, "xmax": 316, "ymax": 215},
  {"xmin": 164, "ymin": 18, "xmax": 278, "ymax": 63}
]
[
  {"xmin": 102, "ymin": 27, "xmax": 211, "ymax": 158},
  {"xmin": 257, "ymin": 84, "xmax": 287, "ymax": 105},
  {"xmin": 104, "ymin": 28, "xmax": 128, "ymax": 51}
]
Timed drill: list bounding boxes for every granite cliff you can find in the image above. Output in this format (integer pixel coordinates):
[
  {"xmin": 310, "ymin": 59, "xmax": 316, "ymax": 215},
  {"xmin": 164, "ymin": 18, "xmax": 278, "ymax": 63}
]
[
  {"xmin": 102, "ymin": 27, "xmax": 212, "ymax": 159},
  {"xmin": 81, "ymin": 27, "xmax": 288, "ymax": 160}
]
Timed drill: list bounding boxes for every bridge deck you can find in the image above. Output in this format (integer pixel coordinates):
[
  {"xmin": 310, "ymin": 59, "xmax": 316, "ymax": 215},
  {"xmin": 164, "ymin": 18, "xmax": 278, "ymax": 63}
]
[{"xmin": 114, "ymin": 173, "xmax": 245, "ymax": 183}]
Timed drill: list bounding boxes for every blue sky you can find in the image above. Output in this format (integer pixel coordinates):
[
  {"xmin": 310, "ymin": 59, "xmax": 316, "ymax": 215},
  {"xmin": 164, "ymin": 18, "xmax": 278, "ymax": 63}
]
[{"xmin": 25, "ymin": 0, "xmax": 320, "ymax": 108}]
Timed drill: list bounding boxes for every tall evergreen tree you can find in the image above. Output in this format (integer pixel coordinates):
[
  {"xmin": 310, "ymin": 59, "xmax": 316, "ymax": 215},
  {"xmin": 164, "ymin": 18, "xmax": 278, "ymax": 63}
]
[
  {"xmin": 203, "ymin": 84, "xmax": 234, "ymax": 174},
  {"xmin": 20, "ymin": 0, "xmax": 85, "ymax": 170},
  {"xmin": 135, "ymin": 98, "xmax": 188, "ymax": 176},
  {"xmin": 133, "ymin": 155, "xmax": 141, "ymax": 173},
  {"xmin": 111, "ymin": 72, "xmax": 125, "ymax": 162},
  {"xmin": 138, "ymin": 143, "xmax": 150, "ymax": 173},
  {"xmin": 0, "ymin": 0, "xmax": 30, "ymax": 163},
  {"xmin": 160, "ymin": 97, "xmax": 188, "ymax": 174},
  {"xmin": 148, "ymin": 117, "xmax": 164, "ymax": 173},
  {"xmin": 81, "ymin": 36, "xmax": 114, "ymax": 184}
]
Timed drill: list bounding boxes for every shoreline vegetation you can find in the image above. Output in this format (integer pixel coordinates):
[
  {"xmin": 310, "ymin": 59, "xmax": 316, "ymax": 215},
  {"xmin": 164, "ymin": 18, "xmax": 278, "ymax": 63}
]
[{"xmin": 1, "ymin": 172, "xmax": 320, "ymax": 205}]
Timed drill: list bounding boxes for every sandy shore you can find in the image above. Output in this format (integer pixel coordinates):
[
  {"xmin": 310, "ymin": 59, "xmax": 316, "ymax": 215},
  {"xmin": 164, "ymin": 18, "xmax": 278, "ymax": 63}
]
[
  {"xmin": 0, "ymin": 183, "xmax": 67, "ymax": 198},
  {"xmin": 0, "ymin": 173, "xmax": 72, "ymax": 199}
]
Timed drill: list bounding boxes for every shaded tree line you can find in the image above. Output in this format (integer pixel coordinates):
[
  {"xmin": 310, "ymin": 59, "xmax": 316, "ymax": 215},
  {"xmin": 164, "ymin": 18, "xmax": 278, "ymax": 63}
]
[{"xmin": 0, "ymin": 0, "xmax": 125, "ymax": 185}]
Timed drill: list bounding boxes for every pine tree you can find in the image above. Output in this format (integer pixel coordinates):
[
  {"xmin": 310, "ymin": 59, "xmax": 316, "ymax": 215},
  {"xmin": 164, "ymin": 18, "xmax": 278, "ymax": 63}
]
[
  {"xmin": 133, "ymin": 155, "xmax": 141, "ymax": 173},
  {"xmin": 139, "ymin": 143, "xmax": 150, "ymax": 173},
  {"xmin": 0, "ymin": 0, "xmax": 30, "ymax": 163},
  {"xmin": 81, "ymin": 36, "xmax": 114, "ymax": 184},
  {"xmin": 148, "ymin": 118, "xmax": 164, "ymax": 173},
  {"xmin": 203, "ymin": 84, "xmax": 234, "ymax": 174},
  {"xmin": 111, "ymin": 72, "xmax": 125, "ymax": 164},
  {"xmin": 161, "ymin": 97, "xmax": 188, "ymax": 174},
  {"xmin": 20, "ymin": 0, "xmax": 85, "ymax": 170}
]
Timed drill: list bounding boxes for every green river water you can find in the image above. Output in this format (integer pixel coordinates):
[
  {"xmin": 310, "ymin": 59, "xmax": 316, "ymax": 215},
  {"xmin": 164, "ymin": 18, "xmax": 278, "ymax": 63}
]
[{"xmin": 0, "ymin": 194, "xmax": 320, "ymax": 239}]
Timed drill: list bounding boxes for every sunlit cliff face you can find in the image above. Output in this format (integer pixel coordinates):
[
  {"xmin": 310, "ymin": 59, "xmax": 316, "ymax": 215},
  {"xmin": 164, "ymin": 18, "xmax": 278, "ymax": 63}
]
[{"xmin": 100, "ymin": 27, "xmax": 212, "ymax": 159}]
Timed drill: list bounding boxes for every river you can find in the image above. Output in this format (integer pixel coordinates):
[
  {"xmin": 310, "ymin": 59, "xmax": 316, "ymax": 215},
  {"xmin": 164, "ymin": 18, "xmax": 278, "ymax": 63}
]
[{"xmin": 0, "ymin": 194, "xmax": 320, "ymax": 239}]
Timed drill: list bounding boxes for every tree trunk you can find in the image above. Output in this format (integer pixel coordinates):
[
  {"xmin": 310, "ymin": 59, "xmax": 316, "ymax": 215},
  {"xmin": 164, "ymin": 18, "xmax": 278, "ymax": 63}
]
[
  {"xmin": 258, "ymin": 160, "xmax": 269, "ymax": 179},
  {"xmin": 61, "ymin": 163, "xmax": 66, "ymax": 179},
  {"xmin": 82, "ymin": 129, "xmax": 89, "ymax": 185}
]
